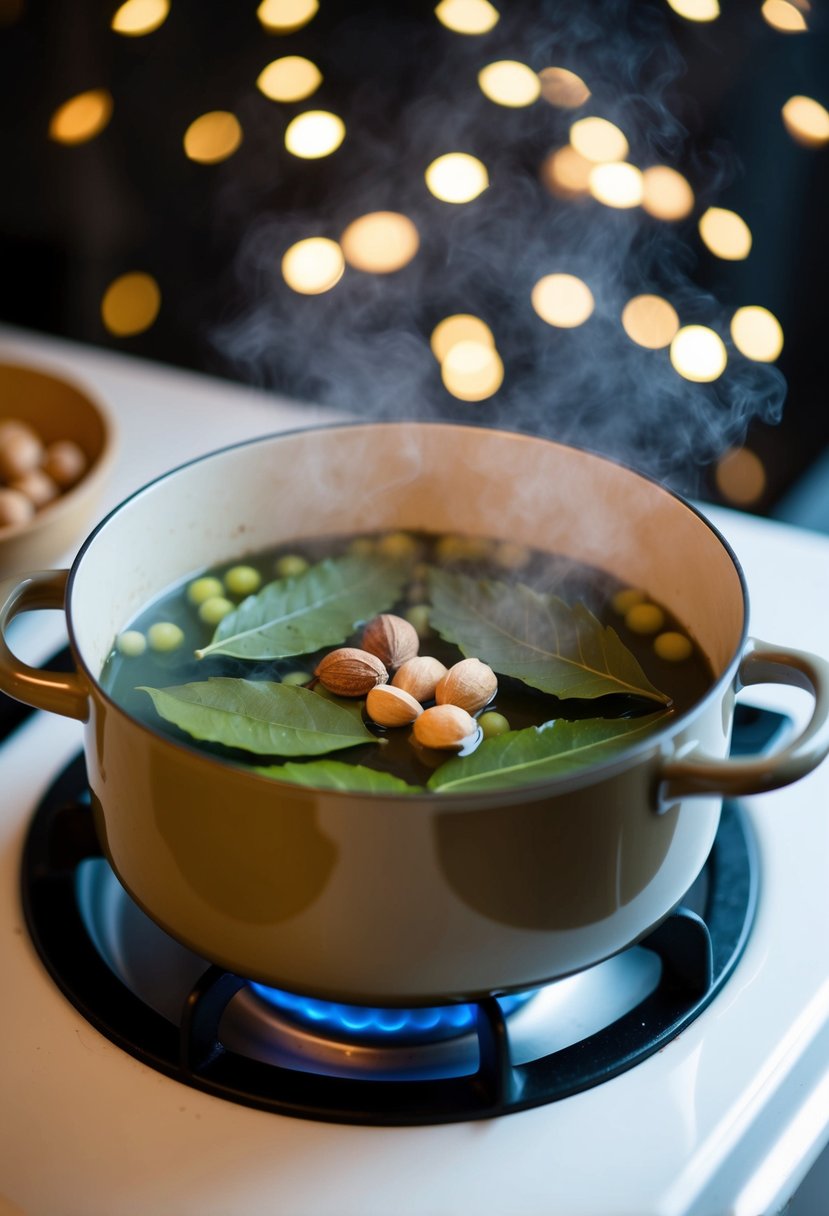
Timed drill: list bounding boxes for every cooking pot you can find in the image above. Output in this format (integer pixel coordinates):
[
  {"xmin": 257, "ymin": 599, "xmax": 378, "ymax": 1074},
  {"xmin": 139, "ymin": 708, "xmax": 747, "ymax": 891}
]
[{"xmin": 1, "ymin": 423, "xmax": 828, "ymax": 1004}]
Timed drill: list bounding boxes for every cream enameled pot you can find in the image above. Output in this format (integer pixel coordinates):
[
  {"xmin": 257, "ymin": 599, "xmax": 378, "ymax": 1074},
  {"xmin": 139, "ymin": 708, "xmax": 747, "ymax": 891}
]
[{"xmin": 1, "ymin": 423, "xmax": 828, "ymax": 1004}]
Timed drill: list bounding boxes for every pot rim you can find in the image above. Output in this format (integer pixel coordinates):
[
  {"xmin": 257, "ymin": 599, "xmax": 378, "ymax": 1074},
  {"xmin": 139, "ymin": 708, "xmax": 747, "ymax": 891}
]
[{"xmin": 65, "ymin": 419, "xmax": 750, "ymax": 806}]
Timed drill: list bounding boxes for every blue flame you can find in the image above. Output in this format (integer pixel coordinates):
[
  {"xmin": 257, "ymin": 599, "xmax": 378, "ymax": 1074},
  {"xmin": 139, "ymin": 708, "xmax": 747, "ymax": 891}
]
[{"xmin": 250, "ymin": 984, "xmax": 533, "ymax": 1043}]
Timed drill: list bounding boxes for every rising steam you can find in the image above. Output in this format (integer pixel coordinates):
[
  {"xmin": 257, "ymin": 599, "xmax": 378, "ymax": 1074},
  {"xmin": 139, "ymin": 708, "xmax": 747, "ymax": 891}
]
[{"xmin": 211, "ymin": 0, "xmax": 786, "ymax": 491}]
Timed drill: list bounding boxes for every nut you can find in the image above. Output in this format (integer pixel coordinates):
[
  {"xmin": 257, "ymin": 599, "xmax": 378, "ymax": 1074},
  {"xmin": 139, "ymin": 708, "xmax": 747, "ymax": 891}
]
[
  {"xmin": 314, "ymin": 648, "xmax": 388, "ymax": 697},
  {"xmin": 436, "ymin": 658, "xmax": 498, "ymax": 714},
  {"xmin": 412, "ymin": 704, "xmax": 477, "ymax": 751},
  {"xmin": 366, "ymin": 684, "xmax": 423, "ymax": 727},
  {"xmin": 361, "ymin": 613, "xmax": 419, "ymax": 669},
  {"xmin": 392, "ymin": 655, "xmax": 447, "ymax": 703}
]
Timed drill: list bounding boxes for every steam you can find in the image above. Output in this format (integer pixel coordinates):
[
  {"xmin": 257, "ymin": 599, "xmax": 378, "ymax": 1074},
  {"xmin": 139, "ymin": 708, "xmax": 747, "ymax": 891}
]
[{"xmin": 211, "ymin": 0, "xmax": 785, "ymax": 492}]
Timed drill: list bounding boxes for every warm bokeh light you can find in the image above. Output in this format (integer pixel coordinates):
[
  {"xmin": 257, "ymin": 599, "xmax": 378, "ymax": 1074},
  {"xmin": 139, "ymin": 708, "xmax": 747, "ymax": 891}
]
[
  {"xmin": 730, "ymin": 306, "xmax": 784, "ymax": 362},
  {"xmin": 540, "ymin": 146, "xmax": 593, "ymax": 198},
  {"xmin": 782, "ymin": 95, "xmax": 829, "ymax": 147},
  {"xmin": 183, "ymin": 112, "xmax": 242, "ymax": 164},
  {"xmin": 281, "ymin": 238, "xmax": 345, "ymax": 294},
  {"xmin": 531, "ymin": 274, "xmax": 594, "ymax": 328},
  {"xmin": 478, "ymin": 60, "xmax": 540, "ymax": 108},
  {"xmin": 761, "ymin": 0, "xmax": 807, "ymax": 31},
  {"xmin": 101, "ymin": 272, "xmax": 161, "ymax": 337},
  {"xmin": 715, "ymin": 448, "xmax": 766, "ymax": 505},
  {"xmin": 340, "ymin": 212, "xmax": 420, "ymax": 273},
  {"xmin": 111, "ymin": 0, "xmax": 169, "ymax": 35},
  {"xmin": 641, "ymin": 165, "xmax": 695, "ymax": 220},
  {"xmin": 435, "ymin": 0, "xmax": 500, "ymax": 35},
  {"xmin": 441, "ymin": 341, "xmax": 504, "ymax": 401},
  {"xmin": 430, "ymin": 314, "xmax": 495, "ymax": 362},
  {"xmin": 621, "ymin": 295, "xmax": 680, "ymax": 349},
  {"xmin": 425, "ymin": 152, "xmax": 489, "ymax": 203},
  {"xmin": 284, "ymin": 111, "xmax": 345, "ymax": 158},
  {"xmin": 698, "ymin": 207, "xmax": 752, "ymax": 260},
  {"xmin": 588, "ymin": 162, "xmax": 644, "ymax": 208},
  {"xmin": 257, "ymin": 0, "xmax": 318, "ymax": 33},
  {"xmin": 569, "ymin": 117, "xmax": 628, "ymax": 163},
  {"xmin": 257, "ymin": 56, "xmax": 322, "ymax": 102},
  {"xmin": 666, "ymin": 0, "xmax": 720, "ymax": 20},
  {"xmin": 539, "ymin": 67, "xmax": 591, "ymax": 108},
  {"xmin": 669, "ymin": 325, "xmax": 727, "ymax": 382},
  {"xmin": 48, "ymin": 89, "xmax": 113, "ymax": 145}
]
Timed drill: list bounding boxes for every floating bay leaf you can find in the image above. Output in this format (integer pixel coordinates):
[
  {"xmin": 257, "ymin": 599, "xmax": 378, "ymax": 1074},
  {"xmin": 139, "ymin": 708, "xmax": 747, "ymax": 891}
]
[
  {"xmin": 428, "ymin": 569, "xmax": 670, "ymax": 705},
  {"xmin": 139, "ymin": 678, "xmax": 376, "ymax": 756},
  {"xmin": 428, "ymin": 714, "xmax": 669, "ymax": 794},
  {"xmin": 196, "ymin": 555, "xmax": 408, "ymax": 661},
  {"xmin": 255, "ymin": 760, "xmax": 423, "ymax": 794}
]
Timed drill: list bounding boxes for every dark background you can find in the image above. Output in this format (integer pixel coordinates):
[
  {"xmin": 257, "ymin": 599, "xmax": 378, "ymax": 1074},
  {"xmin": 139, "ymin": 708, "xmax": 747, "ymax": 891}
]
[{"xmin": 1, "ymin": 0, "xmax": 827, "ymax": 517}]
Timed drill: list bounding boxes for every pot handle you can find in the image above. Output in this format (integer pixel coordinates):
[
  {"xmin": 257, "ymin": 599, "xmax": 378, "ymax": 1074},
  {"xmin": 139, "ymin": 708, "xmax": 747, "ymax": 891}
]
[
  {"xmin": 0, "ymin": 571, "xmax": 89, "ymax": 721},
  {"xmin": 657, "ymin": 637, "xmax": 829, "ymax": 805}
]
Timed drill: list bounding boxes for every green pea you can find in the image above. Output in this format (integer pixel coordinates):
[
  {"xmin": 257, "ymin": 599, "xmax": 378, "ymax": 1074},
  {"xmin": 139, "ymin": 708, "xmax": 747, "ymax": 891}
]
[
  {"xmin": 377, "ymin": 531, "xmax": 419, "ymax": 560},
  {"xmin": 147, "ymin": 622, "xmax": 185, "ymax": 652},
  {"xmin": 187, "ymin": 576, "xmax": 224, "ymax": 605},
  {"xmin": 275, "ymin": 554, "xmax": 309, "ymax": 578},
  {"xmin": 479, "ymin": 711, "xmax": 511, "ymax": 738},
  {"xmin": 116, "ymin": 630, "xmax": 146, "ymax": 657},
  {"xmin": 198, "ymin": 596, "xmax": 235, "ymax": 625},
  {"xmin": 405, "ymin": 603, "xmax": 432, "ymax": 638},
  {"xmin": 224, "ymin": 565, "xmax": 262, "ymax": 596},
  {"xmin": 281, "ymin": 670, "xmax": 310, "ymax": 687}
]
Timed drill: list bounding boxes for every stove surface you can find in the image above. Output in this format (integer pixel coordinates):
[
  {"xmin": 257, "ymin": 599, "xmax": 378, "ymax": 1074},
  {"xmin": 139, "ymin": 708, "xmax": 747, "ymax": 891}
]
[{"xmin": 1, "ymin": 327, "xmax": 829, "ymax": 1216}]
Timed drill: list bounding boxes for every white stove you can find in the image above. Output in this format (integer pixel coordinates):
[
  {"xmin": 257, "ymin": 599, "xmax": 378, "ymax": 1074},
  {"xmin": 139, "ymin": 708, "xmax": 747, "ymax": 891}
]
[{"xmin": 2, "ymin": 326, "xmax": 829, "ymax": 1216}]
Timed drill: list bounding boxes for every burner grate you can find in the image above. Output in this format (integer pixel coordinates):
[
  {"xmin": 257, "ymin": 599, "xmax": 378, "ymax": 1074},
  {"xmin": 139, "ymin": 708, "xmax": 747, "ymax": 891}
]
[{"xmin": 19, "ymin": 726, "xmax": 770, "ymax": 1124}]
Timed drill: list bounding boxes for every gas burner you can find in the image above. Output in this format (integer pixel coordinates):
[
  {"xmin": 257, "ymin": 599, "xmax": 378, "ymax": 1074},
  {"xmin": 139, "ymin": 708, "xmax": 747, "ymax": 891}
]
[{"xmin": 20, "ymin": 713, "xmax": 780, "ymax": 1125}]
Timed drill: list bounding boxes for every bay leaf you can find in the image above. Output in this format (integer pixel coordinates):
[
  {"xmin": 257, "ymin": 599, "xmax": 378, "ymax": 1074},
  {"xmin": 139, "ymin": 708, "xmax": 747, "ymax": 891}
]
[
  {"xmin": 139, "ymin": 678, "xmax": 376, "ymax": 756},
  {"xmin": 255, "ymin": 760, "xmax": 422, "ymax": 794},
  {"xmin": 428, "ymin": 569, "xmax": 670, "ymax": 705},
  {"xmin": 196, "ymin": 555, "xmax": 408, "ymax": 661},
  {"xmin": 428, "ymin": 713, "xmax": 669, "ymax": 794}
]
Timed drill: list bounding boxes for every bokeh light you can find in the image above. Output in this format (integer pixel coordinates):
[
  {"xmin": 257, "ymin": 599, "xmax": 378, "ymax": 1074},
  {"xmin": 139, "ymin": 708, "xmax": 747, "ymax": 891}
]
[
  {"xmin": 435, "ymin": 0, "xmax": 500, "ymax": 35},
  {"xmin": 715, "ymin": 448, "xmax": 767, "ymax": 505},
  {"xmin": 285, "ymin": 111, "xmax": 345, "ymax": 158},
  {"xmin": 761, "ymin": 0, "xmax": 807, "ymax": 31},
  {"xmin": 48, "ymin": 90, "xmax": 113, "ymax": 145},
  {"xmin": 669, "ymin": 325, "xmax": 727, "ymax": 382},
  {"xmin": 101, "ymin": 272, "xmax": 161, "ymax": 337},
  {"xmin": 531, "ymin": 274, "xmax": 595, "ymax": 328},
  {"xmin": 698, "ymin": 207, "xmax": 752, "ymax": 260},
  {"xmin": 641, "ymin": 165, "xmax": 695, "ymax": 220},
  {"xmin": 425, "ymin": 153, "xmax": 489, "ymax": 203},
  {"xmin": 621, "ymin": 295, "xmax": 680, "ymax": 349},
  {"xmin": 431, "ymin": 315, "xmax": 495, "ymax": 362},
  {"xmin": 569, "ymin": 117, "xmax": 629, "ymax": 163},
  {"xmin": 730, "ymin": 306, "xmax": 784, "ymax": 362},
  {"xmin": 111, "ymin": 0, "xmax": 169, "ymax": 35},
  {"xmin": 588, "ymin": 162, "xmax": 644, "ymax": 208},
  {"xmin": 183, "ymin": 112, "xmax": 242, "ymax": 164},
  {"xmin": 540, "ymin": 146, "xmax": 593, "ymax": 198},
  {"xmin": 340, "ymin": 212, "xmax": 420, "ymax": 273},
  {"xmin": 782, "ymin": 95, "xmax": 829, "ymax": 147},
  {"xmin": 441, "ymin": 341, "xmax": 504, "ymax": 401},
  {"xmin": 478, "ymin": 60, "xmax": 540, "ymax": 107},
  {"xmin": 539, "ymin": 67, "xmax": 591, "ymax": 108},
  {"xmin": 257, "ymin": 0, "xmax": 318, "ymax": 33},
  {"xmin": 666, "ymin": 0, "xmax": 720, "ymax": 20},
  {"xmin": 257, "ymin": 56, "xmax": 322, "ymax": 102},
  {"xmin": 281, "ymin": 238, "xmax": 345, "ymax": 294}
]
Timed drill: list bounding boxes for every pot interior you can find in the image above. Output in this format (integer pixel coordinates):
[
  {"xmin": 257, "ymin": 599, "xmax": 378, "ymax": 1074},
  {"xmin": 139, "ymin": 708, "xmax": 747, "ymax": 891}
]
[{"xmin": 69, "ymin": 424, "xmax": 746, "ymax": 686}]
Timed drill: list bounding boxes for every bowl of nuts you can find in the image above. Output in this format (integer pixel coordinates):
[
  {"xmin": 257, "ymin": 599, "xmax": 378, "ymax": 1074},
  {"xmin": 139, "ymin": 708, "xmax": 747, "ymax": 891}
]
[{"xmin": 0, "ymin": 361, "xmax": 116, "ymax": 577}]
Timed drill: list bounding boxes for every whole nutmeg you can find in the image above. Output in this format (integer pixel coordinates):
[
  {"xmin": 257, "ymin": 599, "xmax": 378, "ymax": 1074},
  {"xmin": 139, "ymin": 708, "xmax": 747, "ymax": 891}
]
[
  {"xmin": 0, "ymin": 419, "xmax": 43, "ymax": 482},
  {"xmin": 392, "ymin": 655, "xmax": 447, "ymax": 703},
  {"xmin": 436, "ymin": 658, "xmax": 498, "ymax": 714},
  {"xmin": 412, "ymin": 704, "xmax": 477, "ymax": 751},
  {"xmin": 42, "ymin": 439, "xmax": 88, "ymax": 489},
  {"xmin": 315, "ymin": 648, "xmax": 388, "ymax": 697},
  {"xmin": 366, "ymin": 684, "xmax": 423, "ymax": 728},
  {"xmin": 10, "ymin": 468, "xmax": 59, "ymax": 509},
  {"xmin": 361, "ymin": 613, "xmax": 419, "ymax": 669},
  {"xmin": 0, "ymin": 487, "xmax": 36, "ymax": 529}
]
